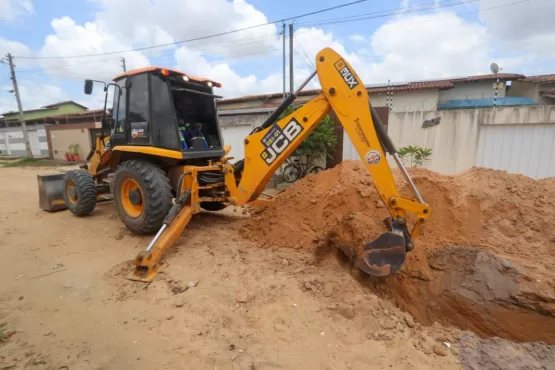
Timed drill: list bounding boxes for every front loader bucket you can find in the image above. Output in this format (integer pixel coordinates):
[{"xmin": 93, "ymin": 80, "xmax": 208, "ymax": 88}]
[{"xmin": 37, "ymin": 174, "xmax": 67, "ymax": 212}]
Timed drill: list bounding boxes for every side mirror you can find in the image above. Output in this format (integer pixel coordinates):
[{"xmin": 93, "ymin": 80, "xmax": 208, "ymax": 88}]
[{"xmin": 84, "ymin": 80, "xmax": 93, "ymax": 95}]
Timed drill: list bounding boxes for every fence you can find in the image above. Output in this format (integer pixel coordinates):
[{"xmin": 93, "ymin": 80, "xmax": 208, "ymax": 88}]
[{"xmin": 342, "ymin": 105, "xmax": 555, "ymax": 179}]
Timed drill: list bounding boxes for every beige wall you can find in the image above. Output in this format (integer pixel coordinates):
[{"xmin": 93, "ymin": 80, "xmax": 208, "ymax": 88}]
[
  {"xmin": 343, "ymin": 105, "xmax": 555, "ymax": 175},
  {"xmin": 439, "ymin": 81, "xmax": 506, "ymax": 101},
  {"xmin": 49, "ymin": 128, "xmax": 92, "ymax": 160},
  {"xmin": 369, "ymin": 89, "xmax": 439, "ymax": 111}
]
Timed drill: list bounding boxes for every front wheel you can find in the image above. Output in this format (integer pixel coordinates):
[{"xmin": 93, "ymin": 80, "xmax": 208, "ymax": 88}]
[
  {"xmin": 309, "ymin": 166, "xmax": 325, "ymax": 175},
  {"xmin": 63, "ymin": 170, "xmax": 97, "ymax": 216},
  {"xmin": 113, "ymin": 160, "xmax": 173, "ymax": 234},
  {"xmin": 283, "ymin": 164, "xmax": 300, "ymax": 183}
]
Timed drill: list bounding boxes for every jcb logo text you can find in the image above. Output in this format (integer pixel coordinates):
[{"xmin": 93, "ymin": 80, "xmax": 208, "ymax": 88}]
[{"xmin": 260, "ymin": 119, "xmax": 303, "ymax": 165}]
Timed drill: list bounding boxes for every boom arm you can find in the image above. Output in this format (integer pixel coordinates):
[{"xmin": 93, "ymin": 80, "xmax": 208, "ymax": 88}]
[
  {"xmin": 230, "ymin": 48, "xmax": 429, "ymax": 234},
  {"xmin": 132, "ymin": 47, "xmax": 430, "ymax": 281}
]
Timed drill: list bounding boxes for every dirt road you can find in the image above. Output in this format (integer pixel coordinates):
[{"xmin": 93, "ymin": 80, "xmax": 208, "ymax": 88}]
[{"xmin": 0, "ymin": 166, "xmax": 553, "ymax": 369}]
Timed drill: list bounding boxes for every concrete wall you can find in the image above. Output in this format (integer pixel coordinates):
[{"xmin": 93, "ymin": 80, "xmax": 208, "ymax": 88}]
[
  {"xmin": 539, "ymin": 82, "xmax": 555, "ymax": 105},
  {"xmin": 0, "ymin": 124, "xmax": 49, "ymax": 157},
  {"xmin": 369, "ymin": 89, "xmax": 439, "ymax": 112},
  {"xmin": 47, "ymin": 124, "xmax": 97, "ymax": 160},
  {"xmin": 218, "ymin": 113, "xmax": 266, "ymax": 160},
  {"xmin": 439, "ymin": 81, "xmax": 506, "ymax": 101},
  {"xmin": 343, "ymin": 105, "xmax": 555, "ymax": 176},
  {"xmin": 508, "ymin": 81, "xmax": 555, "ymax": 105},
  {"xmin": 508, "ymin": 81, "xmax": 539, "ymax": 101}
]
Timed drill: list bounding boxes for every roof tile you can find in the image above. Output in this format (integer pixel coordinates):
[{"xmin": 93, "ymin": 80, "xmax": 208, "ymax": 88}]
[{"xmin": 524, "ymin": 74, "xmax": 555, "ymax": 83}]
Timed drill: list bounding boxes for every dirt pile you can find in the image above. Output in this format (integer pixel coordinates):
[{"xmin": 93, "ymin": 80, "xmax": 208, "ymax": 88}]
[{"xmin": 242, "ymin": 161, "xmax": 555, "ymax": 344}]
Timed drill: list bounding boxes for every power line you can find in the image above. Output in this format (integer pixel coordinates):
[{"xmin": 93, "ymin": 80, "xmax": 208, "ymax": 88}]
[
  {"xmin": 294, "ymin": 48, "xmax": 314, "ymax": 69},
  {"xmin": 298, "ymin": 0, "xmax": 528, "ymax": 27},
  {"xmin": 297, "ymin": 0, "xmax": 478, "ymax": 27},
  {"xmin": 293, "ymin": 35, "xmax": 315, "ymax": 69},
  {"xmin": 16, "ymin": 34, "xmax": 280, "ymax": 74},
  {"xmin": 13, "ymin": 0, "xmax": 370, "ymax": 60}
]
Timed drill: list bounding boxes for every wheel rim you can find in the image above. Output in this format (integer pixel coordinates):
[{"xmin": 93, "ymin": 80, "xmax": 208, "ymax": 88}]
[
  {"xmin": 66, "ymin": 180, "xmax": 78, "ymax": 204},
  {"xmin": 284, "ymin": 166, "xmax": 300, "ymax": 182},
  {"xmin": 120, "ymin": 178, "xmax": 144, "ymax": 218}
]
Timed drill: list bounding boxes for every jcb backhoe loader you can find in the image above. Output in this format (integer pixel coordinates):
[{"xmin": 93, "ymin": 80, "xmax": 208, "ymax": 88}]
[{"xmin": 38, "ymin": 48, "xmax": 430, "ymax": 282}]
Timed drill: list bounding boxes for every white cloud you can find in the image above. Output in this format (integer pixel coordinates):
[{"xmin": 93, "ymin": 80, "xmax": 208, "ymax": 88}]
[
  {"xmin": 0, "ymin": 80, "xmax": 69, "ymax": 113},
  {"xmin": 39, "ymin": 17, "xmax": 150, "ymax": 82},
  {"xmin": 349, "ymin": 34, "xmax": 366, "ymax": 43},
  {"xmin": 479, "ymin": 0, "xmax": 555, "ymax": 58},
  {"xmin": 366, "ymin": 11, "xmax": 491, "ymax": 82},
  {"xmin": 174, "ymin": 46, "xmax": 312, "ymax": 98},
  {"xmin": 91, "ymin": 0, "xmax": 279, "ymax": 58},
  {"xmin": 0, "ymin": 36, "xmax": 31, "ymax": 57},
  {"xmin": 0, "ymin": 0, "xmax": 34, "ymax": 21}
]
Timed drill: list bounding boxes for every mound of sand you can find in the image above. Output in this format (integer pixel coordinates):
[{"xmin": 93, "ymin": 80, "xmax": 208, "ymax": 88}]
[{"xmin": 242, "ymin": 161, "xmax": 555, "ymax": 344}]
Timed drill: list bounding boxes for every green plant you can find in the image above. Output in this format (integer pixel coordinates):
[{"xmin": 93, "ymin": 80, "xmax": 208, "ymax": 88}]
[
  {"xmin": 398, "ymin": 145, "xmax": 432, "ymax": 168},
  {"xmin": 72, "ymin": 144, "xmax": 80, "ymax": 155},
  {"xmin": 68, "ymin": 144, "xmax": 75, "ymax": 154},
  {"xmin": 277, "ymin": 105, "xmax": 337, "ymax": 162}
]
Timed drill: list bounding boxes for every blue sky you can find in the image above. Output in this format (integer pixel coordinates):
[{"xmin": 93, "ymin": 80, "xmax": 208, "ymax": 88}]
[{"xmin": 0, "ymin": 0, "xmax": 553, "ymax": 113}]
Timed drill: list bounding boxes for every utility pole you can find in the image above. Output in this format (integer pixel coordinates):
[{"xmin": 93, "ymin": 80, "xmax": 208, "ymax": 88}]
[
  {"xmin": 120, "ymin": 57, "xmax": 127, "ymax": 72},
  {"xmin": 6, "ymin": 53, "xmax": 32, "ymax": 158},
  {"xmin": 282, "ymin": 23, "xmax": 286, "ymax": 98},
  {"xmin": 289, "ymin": 23, "xmax": 294, "ymax": 94}
]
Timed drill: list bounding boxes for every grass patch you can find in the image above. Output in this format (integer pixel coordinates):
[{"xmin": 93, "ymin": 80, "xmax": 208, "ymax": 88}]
[{"xmin": 1, "ymin": 158, "xmax": 62, "ymax": 168}]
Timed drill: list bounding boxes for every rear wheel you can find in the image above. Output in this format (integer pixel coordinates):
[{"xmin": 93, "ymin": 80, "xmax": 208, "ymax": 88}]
[
  {"xmin": 283, "ymin": 164, "xmax": 300, "ymax": 183},
  {"xmin": 113, "ymin": 160, "xmax": 173, "ymax": 234},
  {"xmin": 63, "ymin": 170, "xmax": 97, "ymax": 216}
]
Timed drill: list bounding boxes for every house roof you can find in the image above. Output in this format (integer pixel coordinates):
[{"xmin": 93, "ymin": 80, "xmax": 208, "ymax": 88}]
[
  {"xmin": 366, "ymin": 80, "xmax": 454, "ymax": 93},
  {"xmin": 540, "ymin": 88, "xmax": 555, "ymax": 96},
  {"xmin": 113, "ymin": 66, "xmax": 222, "ymax": 87},
  {"xmin": 523, "ymin": 74, "xmax": 555, "ymax": 84},
  {"xmin": 218, "ymin": 72, "xmax": 529, "ymax": 104},
  {"xmin": 2, "ymin": 100, "xmax": 88, "ymax": 117},
  {"xmin": 450, "ymin": 73, "xmax": 525, "ymax": 83},
  {"xmin": 42, "ymin": 100, "xmax": 88, "ymax": 109}
]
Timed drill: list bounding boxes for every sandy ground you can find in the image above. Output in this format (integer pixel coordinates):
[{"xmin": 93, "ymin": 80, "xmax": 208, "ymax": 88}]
[{"xmin": 0, "ymin": 166, "xmax": 553, "ymax": 370}]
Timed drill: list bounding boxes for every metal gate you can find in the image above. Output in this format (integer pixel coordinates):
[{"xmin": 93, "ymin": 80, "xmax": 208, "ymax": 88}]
[{"xmin": 476, "ymin": 123, "xmax": 555, "ymax": 179}]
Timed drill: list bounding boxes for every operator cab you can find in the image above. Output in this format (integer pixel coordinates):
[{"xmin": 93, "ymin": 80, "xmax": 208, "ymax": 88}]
[{"xmin": 88, "ymin": 67, "xmax": 225, "ymax": 160}]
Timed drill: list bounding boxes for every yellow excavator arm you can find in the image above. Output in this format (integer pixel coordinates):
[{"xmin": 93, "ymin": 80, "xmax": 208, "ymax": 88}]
[{"xmin": 132, "ymin": 47, "xmax": 430, "ymax": 281}]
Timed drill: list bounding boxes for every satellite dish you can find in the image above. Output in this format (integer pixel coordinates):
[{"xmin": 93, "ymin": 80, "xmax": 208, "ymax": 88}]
[{"xmin": 490, "ymin": 62, "xmax": 500, "ymax": 74}]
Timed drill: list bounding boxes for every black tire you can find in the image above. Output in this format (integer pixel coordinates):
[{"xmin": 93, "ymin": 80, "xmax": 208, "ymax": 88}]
[
  {"xmin": 113, "ymin": 160, "xmax": 173, "ymax": 234},
  {"xmin": 283, "ymin": 164, "xmax": 300, "ymax": 183},
  {"xmin": 201, "ymin": 202, "xmax": 227, "ymax": 212},
  {"xmin": 63, "ymin": 170, "xmax": 97, "ymax": 217},
  {"xmin": 309, "ymin": 166, "xmax": 325, "ymax": 175}
]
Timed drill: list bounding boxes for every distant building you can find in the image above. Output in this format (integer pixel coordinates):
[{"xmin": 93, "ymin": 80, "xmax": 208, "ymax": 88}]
[
  {"xmin": 507, "ymin": 74, "xmax": 555, "ymax": 105},
  {"xmin": 217, "ymin": 72, "xmax": 536, "ymax": 114},
  {"xmin": 0, "ymin": 101, "xmax": 103, "ymax": 158},
  {"xmin": 1, "ymin": 101, "xmax": 88, "ymax": 127}
]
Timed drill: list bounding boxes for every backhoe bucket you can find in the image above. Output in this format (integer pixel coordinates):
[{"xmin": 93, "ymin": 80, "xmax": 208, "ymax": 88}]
[
  {"xmin": 37, "ymin": 174, "xmax": 68, "ymax": 212},
  {"xmin": 358, "ymin": 231, "xmax": 406, "ymax": 276}
]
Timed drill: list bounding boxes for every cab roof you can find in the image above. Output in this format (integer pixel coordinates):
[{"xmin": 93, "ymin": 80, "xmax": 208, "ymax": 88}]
[{"xmin": 113, "ymin": 66, "xmax": 222, "ymax": 87}]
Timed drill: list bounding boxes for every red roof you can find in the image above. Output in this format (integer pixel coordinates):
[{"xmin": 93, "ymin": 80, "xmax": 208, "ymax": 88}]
[
  {"xmin": 113, "ymin": 66, "xmax": 221, "ymax": 87},
  {"xmin": 524, "ymin": 74, "xmax": 555, "ymax": 84},
  {"xmin": 367, "ymin": 81, "xmax": 454, "ymax": 93},
  {"xmin": 540, "ymin": 88, "xmax": 555, "ymax": 96},
  {"xmin": 450, "ymin": 73, "xmax": 525, "ymax": 83}
]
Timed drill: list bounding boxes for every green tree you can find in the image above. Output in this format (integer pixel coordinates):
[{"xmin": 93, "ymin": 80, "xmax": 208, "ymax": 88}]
[
  {"xmin": 398, "ymin": 145, "xmax": 432, "ymax": 168},
  {"xmin": 278, "ymin": 105, "xmax": 337, "ymax": 162}
]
